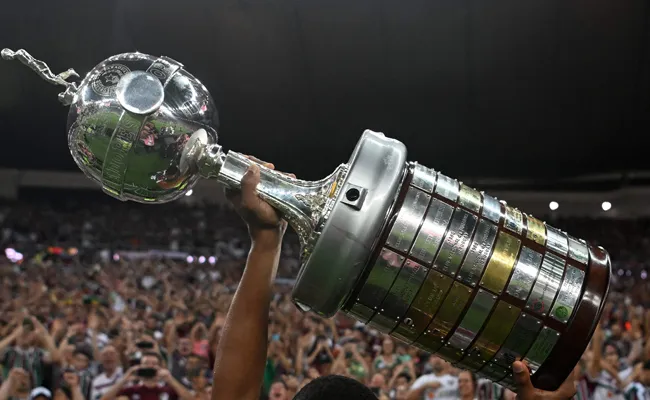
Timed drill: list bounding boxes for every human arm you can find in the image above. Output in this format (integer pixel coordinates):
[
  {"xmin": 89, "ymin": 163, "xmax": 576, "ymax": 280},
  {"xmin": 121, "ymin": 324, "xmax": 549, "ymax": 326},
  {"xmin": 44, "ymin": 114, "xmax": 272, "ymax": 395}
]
[
  {"xmin": 158, "ymin": 368, "xmax": 193, "ymax": 400},
  {"xmin": 211, "ymin": 162, "xmax": 289, "ymax": 400},
  {"xmin": 33, "ymin": 316, "xmax": 62, "ymax": 364},
  {"xmin": 0, "ymin": 368, "xmax": 29, "ymax": 400},
  {"xmin": 588, "ymin": 323, "xmax": 604, "ymax": 378},
  {"xmin": 100, "ymin": 367, "xmax": 138, "ymax": 400},
  {"xmin": 406, "ymin": 376, "xmax": 441, "ymax": 400}
]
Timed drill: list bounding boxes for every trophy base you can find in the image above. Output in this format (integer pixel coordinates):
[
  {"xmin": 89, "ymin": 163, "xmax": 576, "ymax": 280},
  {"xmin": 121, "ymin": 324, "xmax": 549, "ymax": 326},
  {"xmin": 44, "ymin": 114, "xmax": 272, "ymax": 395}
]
[{"xmin": 291, "ymin": 130, "xmax": 408, "ymax": 317}]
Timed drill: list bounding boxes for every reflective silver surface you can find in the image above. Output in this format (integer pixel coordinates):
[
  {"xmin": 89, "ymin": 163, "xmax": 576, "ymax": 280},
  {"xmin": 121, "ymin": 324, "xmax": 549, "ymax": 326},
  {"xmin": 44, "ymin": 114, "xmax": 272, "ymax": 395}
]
[
  {"xmin": 448, "ymin": 289, "xmax": 496, "ymax": 350},
  {"xmin": 493, "ymin": 312, "xmax": 542, "ymax": 368},
  {"xmin": 4, "ymin": 49, "xmax": 608, "ymax": 388},
  {"xmin": 356, "ymin": 248, "xmax": 405, "ymax": 310},
  {"xmin": 504, "ymin": 206, "xmax": 524, "ymax": 235},
  {"xmin": 433, "ymin": 208, "xmax": 478, "ymax": 276},
  {"xmin": 526, "ymin": 253, "xmax": 565, "ymax": 317},
  {"xmin": 378, "ymin": 259, "xmax": 428, "ymax": 321},
  {"xmin": 550, "ymin": 266, "xmax": 585, "ymax": 323},
  {"xmin": 458, "ymin": 184, "xmax": 482, "ymax": 213},
  {"xmin": 410, "ymin": 163, "xmax": 436, "ymax": 193},
  {"xmin": 293, "ymin": 131, "xmax": 408, "ymax": 317},
  {"xmin": 457, "ymin": 219, "xmax": 498, "ymax": 287},
  {"xmin": 506, "ymin": 247, "xmax": 543, "ymax": 301},
  {"xmin": 567, "ymin": 236, "xmax": 589, "ymax": 265},
  {"xmin": 523, "ymin": 326, "xmax": 560, "ymax": 374},
  {"xmin": 1, "ymin": 48, "xmax": 79, "ymax": 105},
  {"xmin": 546, "ymin": 225, "xmax": 569, "ymax": 256},
  {"xmin": 386, "ymin": 187, "xmax": 431, "ymax": 253},
  {"xmin": 435, "ymin": 173, "xmax": 460, "ymax": 201},
  {"xmin": 481, "ymin": 193, "xmax": 502, "ymax": 224},
  {"xmin": 409, "ymin": 198, "xmax": 454, "ymax": 265},
  {"xmin": 478, "ymin": 362, "xmax": 509, "ymax": 382}
]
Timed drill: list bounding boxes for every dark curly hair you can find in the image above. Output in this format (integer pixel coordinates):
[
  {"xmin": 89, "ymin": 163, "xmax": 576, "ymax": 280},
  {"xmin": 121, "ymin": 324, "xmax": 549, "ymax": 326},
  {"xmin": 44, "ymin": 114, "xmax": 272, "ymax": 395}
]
[{"xmin": 293, "ymin": 375, "xmax": 377, "ymax": 400}]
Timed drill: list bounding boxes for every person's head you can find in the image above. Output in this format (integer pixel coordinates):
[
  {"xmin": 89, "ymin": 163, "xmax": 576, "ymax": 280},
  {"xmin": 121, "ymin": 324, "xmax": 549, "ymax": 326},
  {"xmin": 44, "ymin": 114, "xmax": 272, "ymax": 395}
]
[
  {"xmin": 604, "ymin": 343, "xmax": 620, "ymax": 366},
  {"xmin": 368, "ymin": 373, "xmax": 386, "ymax": 391},
  {"xmin": 394, "ymin": 372, "xmax": 412, "ymax": 387},
  {"xmin": 293, "ymin": 375, "xmax": 377, "ymax": 400},
  {"xmin": 187, "ymin": 354, "xmax": 205, "ymax": 371},
  {"xmin": 611, "ymin": 323, "xmax": 622, "ymax": 339},
  {"xmin": 394, "ymin": 384, "xmax": 409, "ymax": 400},
  {"xmin": 381, "ymin": 337, "xmax": 394, "ymax": 355},
  {"xmin": 72, "ymin": 345, "xmax": 92, "ymax": 371},
  {"xmin": 100, "ymin": 346, "xmax": 119, "ymax": 374},
  {"xmin": 429, "ymin": 355, "xmax": 445, "ymax": 374},
  {"xmin": 140, "ymin": 352, "xmax": 161, "ymax": 368},
  {"xmin": 29, "ymin": 387, "xmax": 52, "ymax": 400},
  {"xmin": 458, "ymin": 371, "xmax": 477, "ymax": 399},
  {"xmin": 178, "ymin": 337, "xmax": 192, "ymax": 356},
  {"xmin": 190, "ymin": 368, "xmax": 209, "ymax": 392},
  {"xmin": 145, "ymin": 315, "xmax": 158, "ymax": 331},
  {"xmin": 269, "ymin": 380, "xmax": 289, "ymax": 400}
]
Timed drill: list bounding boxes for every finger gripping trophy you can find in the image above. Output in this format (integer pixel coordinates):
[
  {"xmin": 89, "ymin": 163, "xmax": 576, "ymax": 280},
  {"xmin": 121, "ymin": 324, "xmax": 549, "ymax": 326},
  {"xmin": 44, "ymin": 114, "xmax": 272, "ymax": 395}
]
[{"xmin": 3, "ymin": 48, "xmax": 611, "ymax": 391}]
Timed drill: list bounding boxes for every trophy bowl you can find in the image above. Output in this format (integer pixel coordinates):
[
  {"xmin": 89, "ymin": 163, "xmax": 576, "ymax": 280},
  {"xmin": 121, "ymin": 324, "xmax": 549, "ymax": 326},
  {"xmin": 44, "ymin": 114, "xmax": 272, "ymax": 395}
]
[
  {"xmin": 64, "ymin": 52, "xmax": 220, "ymax": 203},
  {"xmin": 2, "ymin": 48, "xmax": 611, "ymax": 392}
]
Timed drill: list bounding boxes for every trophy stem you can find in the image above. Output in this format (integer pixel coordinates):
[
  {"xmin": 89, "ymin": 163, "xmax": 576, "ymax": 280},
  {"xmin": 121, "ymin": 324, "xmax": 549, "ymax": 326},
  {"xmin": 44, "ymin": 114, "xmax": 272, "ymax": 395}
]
[{"xmin": 196, "ymin": 142, "xmax": 348, "ymax": 250}]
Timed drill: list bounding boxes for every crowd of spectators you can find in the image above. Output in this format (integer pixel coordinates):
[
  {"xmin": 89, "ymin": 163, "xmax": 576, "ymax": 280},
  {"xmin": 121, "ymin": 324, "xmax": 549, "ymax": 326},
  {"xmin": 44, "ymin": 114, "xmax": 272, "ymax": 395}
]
[{"xmin": 1, "ymin": 196, "xmax": 650, "ymax": 400}]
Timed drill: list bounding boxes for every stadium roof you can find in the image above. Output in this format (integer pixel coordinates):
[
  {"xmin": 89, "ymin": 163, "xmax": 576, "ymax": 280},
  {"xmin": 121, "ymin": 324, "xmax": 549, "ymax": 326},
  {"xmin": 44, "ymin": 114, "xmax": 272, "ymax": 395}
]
[{"xmin": 0, "ymin": 0, "xmax": 649, "ymax": 183}]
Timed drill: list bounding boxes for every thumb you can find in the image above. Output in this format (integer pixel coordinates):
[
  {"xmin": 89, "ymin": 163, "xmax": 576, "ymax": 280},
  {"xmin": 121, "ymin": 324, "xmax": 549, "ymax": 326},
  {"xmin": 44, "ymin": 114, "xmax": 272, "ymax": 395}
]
[
  {"xmin": 240, "ymin": 164, "xmax": 261, "ymax": 211},
  {"xmin": 513, "ymin": 361, "xmax": 535, "ymax": 400}
]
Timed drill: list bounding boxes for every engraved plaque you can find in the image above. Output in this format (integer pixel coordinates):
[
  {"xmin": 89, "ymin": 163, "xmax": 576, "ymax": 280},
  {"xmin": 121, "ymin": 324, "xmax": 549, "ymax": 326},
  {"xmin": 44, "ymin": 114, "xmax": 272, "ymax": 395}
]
[
  {"xmin": 493, "ymin": 312, "xmax": 542, "ymax": 368},
  {"xmin": 347, "ymin": 303, "xmax": 374, "ymax": 323},
  {"xmin": 435, "ymin": 173, "xmax": 460, "ymax": 202},
  {"xmin": 386, "ymin": 187, "xmax": 431, "ymax": 252},
  {"xmin": 481, "ymin": 231, "xmax": 522, "ymax": 294},
  {"xmin": 525, "ymin": 215, "xmax": 546, "ymax": 246},
  {"xmin": 393, "ymin": 272, "xmax": 454, "ymax": 343},
  {"xmin": 458, "ymin": 219, "xmax": 498, "ymax": 287},
  {"xmin": 523, "ymin": 326, "xmax": 560, "ymax": 373},
  {"xmin": 411, "ymin": 163, "xmax": 436, "ymax": 193},
  {"xmin": 448, "ymin": 290, "xmax": 496, "ymax": 350},
  {"xmin": 526, "ymin": 252, "xmax": 564, "ymax": 317},
  {"xmin": 550, "ymin": 266, "xmax": 585, "ymax": 324},
  {"xmin": 504, "ymin": 206, "xmax": 524, "ymax": 235},
  {"xmin": 567, "ymin": 236, "xmax": 589, "ymax": 265},
  {"xmin": 409, "ymin": 199, "xmax": 454, "ymax": 265},
  {"xmin": 357, "ymin": 249, "xmax": 405, "ymax": 310},
  {"xmin": 380, "ymin": 259, "xmax": 428, "ymax": 320},
  {"xmin": 459, "ymin": 184, "xmax": 482, "ymax": 213},
  {"xmin": 367, "ymin": 312, "xmax": 397, "ymax": 334},
  {"xmin": 506, "ymin": 247, "xmax": 542, "ymax": 301},
  {"xmin": 481, "ymin": 194, "xmax": 502, "ymax": 224},
  {"xmin": 478, "ymin": 363, "xmax": 508, "ymax": 382},
  {"xmin": 433, "ymin": 208, "xmax": 478, "ymax": 276},
  {"xmin": 465, "ymin": 301, "xmax": 520, "ymax": 365},
  {"xmin": 546, "ymin": 225, "xmax": 569, "ymax": 256},
  {"xmin": 417, "ymin": 332, "xmax": 445, "ymax": 354},
  {"xmin": 436, "ymin": 342, "xmax": 465, "ymax": 363},
  {"xmin": 426, "ymin": 281, "xmax": 473, "ymax": 340}
]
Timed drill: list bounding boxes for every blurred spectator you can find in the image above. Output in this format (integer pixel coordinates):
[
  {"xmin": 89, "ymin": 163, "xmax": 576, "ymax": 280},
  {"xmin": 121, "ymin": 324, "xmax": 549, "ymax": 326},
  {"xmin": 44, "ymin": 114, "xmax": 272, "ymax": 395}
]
[{"xmin": 0, "ymin": 197, "xmax": 649, "ymax": 399}]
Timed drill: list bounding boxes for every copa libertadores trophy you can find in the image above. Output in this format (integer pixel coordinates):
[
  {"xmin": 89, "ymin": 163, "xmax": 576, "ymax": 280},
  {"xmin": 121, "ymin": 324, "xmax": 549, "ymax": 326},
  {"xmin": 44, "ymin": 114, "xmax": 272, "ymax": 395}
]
[{"xmin": 3, "ymin": 48, "xmax": 610, "ymax": 391}]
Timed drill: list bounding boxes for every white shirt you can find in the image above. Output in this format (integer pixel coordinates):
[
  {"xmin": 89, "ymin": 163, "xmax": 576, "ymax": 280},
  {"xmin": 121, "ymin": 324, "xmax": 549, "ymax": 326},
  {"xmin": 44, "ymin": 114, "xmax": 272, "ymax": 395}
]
[
  {"xmin": 410, "ymin": 373, "xmax": 459, "ymax": 400},
  {"xmin": 587, "ymin": 366, "xmax": 633, "ymax": 400},
  {"xmin": 91, "ymin": 368, "xmax": 124, "ymax": 400}
]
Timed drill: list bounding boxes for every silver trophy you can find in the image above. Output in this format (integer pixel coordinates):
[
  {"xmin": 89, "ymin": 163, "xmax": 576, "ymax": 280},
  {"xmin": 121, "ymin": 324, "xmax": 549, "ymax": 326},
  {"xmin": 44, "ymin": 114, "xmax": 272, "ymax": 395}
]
[{"xmin": 3, "ymin": 49, "xmax": 611, "ymax": 391}]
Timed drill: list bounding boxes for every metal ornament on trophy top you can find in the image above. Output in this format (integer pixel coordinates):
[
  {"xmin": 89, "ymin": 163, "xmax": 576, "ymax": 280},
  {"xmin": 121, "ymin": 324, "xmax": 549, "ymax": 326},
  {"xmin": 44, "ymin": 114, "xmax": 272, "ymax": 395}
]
[{"xmin": 3, "ymin": 48, "xmax": 611, "ymax": 392}]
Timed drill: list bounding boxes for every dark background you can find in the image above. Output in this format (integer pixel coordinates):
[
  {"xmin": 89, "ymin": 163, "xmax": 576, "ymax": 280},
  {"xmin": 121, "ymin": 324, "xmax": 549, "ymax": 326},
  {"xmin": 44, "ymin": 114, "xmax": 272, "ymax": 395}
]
[{"xmin": 1, "ymin": 0, "xmax": 649, "ymax": 183}]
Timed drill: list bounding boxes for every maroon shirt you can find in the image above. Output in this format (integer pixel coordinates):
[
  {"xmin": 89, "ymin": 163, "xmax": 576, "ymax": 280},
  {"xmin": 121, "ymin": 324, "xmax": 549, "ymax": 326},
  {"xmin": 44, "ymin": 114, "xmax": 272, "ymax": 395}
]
[{"xmin": 118, "ymin": 384, "xmax": 178, "ymax": 400}]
